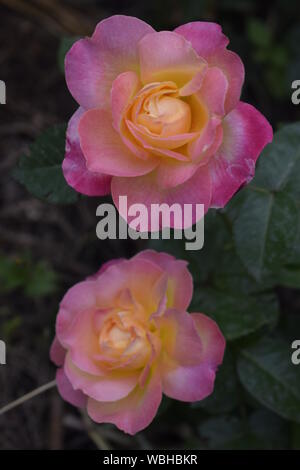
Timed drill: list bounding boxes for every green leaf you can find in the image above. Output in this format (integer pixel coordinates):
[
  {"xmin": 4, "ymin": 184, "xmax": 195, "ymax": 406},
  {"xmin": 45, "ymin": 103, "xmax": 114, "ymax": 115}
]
[
  {"xmin": 291, "ymin": 422, "xmax": 300, "ymax": 449},
  {"xmin": 233, "ymin": 189, "xmax": 299, "ymax": 280},
  {"xmin": 199, "ymin": 409, "xmax": 289, "ymax": 449},
  {"xmin": 249, "ymin": 409, "xmax": 289, "ymax": 449},
  {"xmin": 287, "ymin": 220, "xmax": 300, "ymax": 265},
  {"xmin": 237, "ymin": 337, "xmax": 300, "ymax": 423},
  {"xmin": 275, "ymin": 266, "xmax": 300, "ymax": 289},
  {"xmin": 193, "ymin": 349, "xmax": 239, "ymax": 414},
  {"xmin": 199, "ymin": 416, "xmax": 261, "ymax": 450},
  {"xmin": 0, "ymin": 254, "xmax": 27, "ymax": 292},
  {"xmin": 247, "ymin": 19, "xmax": 272, "ymax": 49},
  {"xmin": 212, "ymin": 245, "xmax": 274, "ymax": 295},
  {"xmin": 25, "ymin": 261, "xmax": 58, "ymax": 298},
  {"xmin": 13, "ymin": 125, "xmax": 78, "ymax": 204},
  {"xmin": 253, "ymin": 122, "xmax": 300, "ymax": 192},
  {"xmin": 149, "ymin": 210, "xmax": 230, "ymax": 283},
  {"xmin": 232, "ymin": 124, "xmax": 300, "ymax": 279},
  {"xmin": 1, "ymin": 316, "xmax": 22, "ymax": 341},
  {"xmin": 191, "ymin": 289, "xmax": 279, "ymax": 341},
  {"xmin": 0, "ymin": 253, "xmax": 57, "ymax": 298},
  {"xmin": 58, "ymin": 36, "xmax": 80, "ymax": 73}
]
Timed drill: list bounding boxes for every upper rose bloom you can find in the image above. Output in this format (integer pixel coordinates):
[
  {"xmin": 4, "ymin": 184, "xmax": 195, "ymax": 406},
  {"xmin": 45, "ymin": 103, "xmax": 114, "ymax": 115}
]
[
  {"xmin": 50, "ymin": 250, "xmax": 225, "ymax": 434},
  {"xmin": 63, "ymin": 15, "xmax": 273, "ymax": 228}
]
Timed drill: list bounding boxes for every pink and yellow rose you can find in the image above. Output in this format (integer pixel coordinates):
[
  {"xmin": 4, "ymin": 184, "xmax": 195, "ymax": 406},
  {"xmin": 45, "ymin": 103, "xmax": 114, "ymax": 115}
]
[
  {"xmin": 63, "ymin": 15, "xmax": 272, "ymax": 228},
  {"xmin": 50, "ymin": 250, "xmax": 225, "ymax": 434}
]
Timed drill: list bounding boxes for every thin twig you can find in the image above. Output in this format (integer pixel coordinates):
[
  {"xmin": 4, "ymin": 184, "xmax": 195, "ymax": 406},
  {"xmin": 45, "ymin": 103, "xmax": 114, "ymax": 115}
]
[
  {"xmin": 49, "ymin": 392, "xmax": 63, "ymax": 450},
  {"xmin": 0, "ymin": 0, "xmax": 93, "ymax": 35},
  {"xmin": 0, "ymin": 379, "xmax": 56, "ymax": 416},
  {"xmin": 81, "ymin": 410, "xmax": 111, "ymax": 450}
]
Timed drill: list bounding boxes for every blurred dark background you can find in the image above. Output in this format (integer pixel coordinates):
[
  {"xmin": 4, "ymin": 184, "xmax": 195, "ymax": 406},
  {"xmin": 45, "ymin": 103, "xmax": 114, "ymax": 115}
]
[{"xmin": 0, "ymin": 0, "xmax": 300, "ymax": 450}]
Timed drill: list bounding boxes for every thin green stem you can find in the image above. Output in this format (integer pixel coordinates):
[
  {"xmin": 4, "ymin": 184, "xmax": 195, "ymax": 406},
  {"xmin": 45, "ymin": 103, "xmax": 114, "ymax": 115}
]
[{"xmin": 247, "ymin": 185, "xmax": 270, "ymax": 195}]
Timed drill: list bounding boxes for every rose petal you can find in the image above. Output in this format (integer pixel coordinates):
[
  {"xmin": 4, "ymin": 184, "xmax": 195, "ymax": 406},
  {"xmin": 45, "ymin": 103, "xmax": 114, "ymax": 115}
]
[
  {"xmin": 134, "ymin": 251, "xmax": 193, "ymax": 311},
  {"xmin": 139, "ymin": 31, "xmax": 206, "ymax": 86},
  {"xmin": 191, "ymin": 313, "xmax": 226, "ymax": 366},
  {"xmin": 174, "ymin": 22, "xmax": 229, "ymax": 58},
  {"xmin": 209, "ymin": 49, "xmax": 245, "ymax": 113},
  {"xmin": 198, "ymin": 66, "xmax": 228, "ymax": 116},
  {"xmin": 79, "ymin": 109, "xmax": 158, "ymax": 177},
  {"xmin": 65, "ymin": 15, "xmax": 154, "ymax": 109},
  {"xmin": 111, "ymin": 71, "xmax": 141, "ymax": 130},
  {"xmin": 114, "ymin": 259, "xmax": 164, "ymax": 315},
  {"xmin": 179, "ymin": 67, "xmax": 207, "ymax": 96},
  {"xmin": 56, "ymin": 368, "xmax": 86, "ymax": 408},
  {"xmin": 111, "ymin": 72, "xmax": 151, "ymax": 161},
  {"xmin": 55, "ymin": 280, "xmax": 99, "ymax": 352},
  {"xmin": 50, "ymin": 336, "xmax": 66, "ymax": 367},
  {"xmin": 88, "ymin": 259, "xmax": 125, "ymax": 281},
  {"xmin": 87, "ymin": 369, "xmax": 162, "ymax": 435},
  {"xmin": 188, "ymin": 116, "xmax": 222, "ymax": 163},
  {"xmin": 126, "ymin": 119, "xmax": 198, "ymax": 151},
  {"xmin": 158, "ymin": 309, "xmax": 203, "ymax": 366},
  {"xmin": 64, "ymin": 353, "xmax": 139, "ymax": 402},
  {"xmin": 155, "ymin": 160, "xmax": 199, "ymax": 188},
  {"xmin": 90, "ymin": 258, "xmax": 164, "ymax": 317},
  {"xmin": 160, "ymin": 309, "xmax": 223, "ymax": 402},
  {"xmin": 112, "ymin": 163, "xmax": 212, "ymax": 230},
  {"xmin": 56, "ymin": 281, "xmax": 98, "ymax": 336},
  {"xmin": 56, "ymin": 284, "xmax": 115, "ymax": 377},
  {"xmin": 62, "ymin": 308, "xmax": 106, "ymax": 375},
  {"xmin": 175, "ymin": 22, "xmax": 244, "ymax": 113},
  {"xmin": 210, "ymin": 101, "xmax": 273, "ymax": 208},
  {"xmin": 162, "ymin": 362, "xmax": 216, "ymax": 402},
  {"xmin": 63, "ymin": 107, "xmax": 112, "ymax": 196},
  {"xmin": 131, "ymin": 141, "xmax": 191, "ymax": 163}
]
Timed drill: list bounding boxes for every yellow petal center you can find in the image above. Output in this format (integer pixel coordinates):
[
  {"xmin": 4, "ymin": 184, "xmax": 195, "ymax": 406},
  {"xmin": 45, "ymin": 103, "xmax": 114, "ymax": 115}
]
[
  {"xmin": 99, "ymin": 311, "xmax": 149, "ymax": 361},
  {"xmin": 137, "ymin": 95, "xmax": 191, "ymax": 137}
]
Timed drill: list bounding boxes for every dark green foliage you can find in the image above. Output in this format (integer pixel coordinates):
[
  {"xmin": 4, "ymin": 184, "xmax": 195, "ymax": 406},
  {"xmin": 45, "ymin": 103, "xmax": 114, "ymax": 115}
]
[{"xmin": 13, "ymin": 125, "xmax": 78, "ymax": 204}]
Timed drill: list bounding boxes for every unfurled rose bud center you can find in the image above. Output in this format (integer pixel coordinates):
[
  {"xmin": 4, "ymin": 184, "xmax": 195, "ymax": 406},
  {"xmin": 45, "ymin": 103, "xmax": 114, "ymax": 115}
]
[
  {"xmin": 129, "ymin": 81, "xmax": 193, "ymax": 140},
  {"xmin": 137, "ymin": 94, "xmax": 191, "ymax": 137},
  {"xmin": 99, "ymin": 312, "xmax": 149, "ymax": 359}
]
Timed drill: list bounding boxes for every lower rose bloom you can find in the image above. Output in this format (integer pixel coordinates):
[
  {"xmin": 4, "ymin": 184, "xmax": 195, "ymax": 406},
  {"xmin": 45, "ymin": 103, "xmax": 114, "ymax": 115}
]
[
  {"xmin": 50, "ymin": 250, "xmax": 225, "ymax": 434},
  {"xmin": 63, "ymin": 15, "xmax": 273, "ymax": 229}
]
